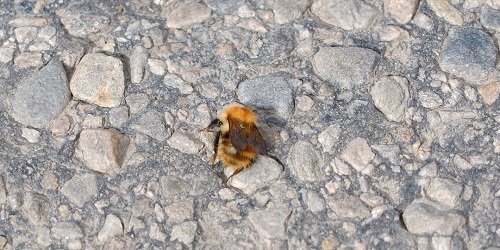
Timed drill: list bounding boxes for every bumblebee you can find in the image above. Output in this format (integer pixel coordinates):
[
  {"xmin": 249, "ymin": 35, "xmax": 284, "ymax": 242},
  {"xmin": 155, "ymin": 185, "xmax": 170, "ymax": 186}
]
[{"xmin": 203, "ymin": 103, "xmax": 267, "ymax": 177}]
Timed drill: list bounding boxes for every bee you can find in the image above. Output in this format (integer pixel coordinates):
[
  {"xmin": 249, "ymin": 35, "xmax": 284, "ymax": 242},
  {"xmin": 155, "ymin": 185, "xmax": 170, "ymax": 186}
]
[{"xmin": 203, "ymin": 103, "xmax": 267, "ymax": 178}]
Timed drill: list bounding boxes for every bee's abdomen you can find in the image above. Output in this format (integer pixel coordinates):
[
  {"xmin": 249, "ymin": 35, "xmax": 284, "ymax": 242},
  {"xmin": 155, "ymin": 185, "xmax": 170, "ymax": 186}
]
[{"xmin": 218, "ymin": 137, "xmax": 256, "ymax": 170}]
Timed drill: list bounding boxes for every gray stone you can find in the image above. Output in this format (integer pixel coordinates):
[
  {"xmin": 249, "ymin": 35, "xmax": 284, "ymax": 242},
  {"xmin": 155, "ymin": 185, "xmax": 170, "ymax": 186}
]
[
  {"xmin": 453, "ymin": 154, "xmax": 474, "ymax": 170},
  {"xmin": 481, "ymin": 5, "xmax": 500, "ymax": 32},
  {"xmin": 51, "ymin": 222, "xmax": 84, "ymax": 240},
  {"xmin": 13, "ymin": 52, "xmax": 44, "ymax": 68},
  {"xmin": 75, "ymin": 129, "xmax": 130, "ymax": 174},
  {"xmin": 287, "ymin": 141, "xmax": 325, "ymax": 182},
  {"xmin": 21, "ymin": 127, "xmax": 41, "ymax": 143},
  {"xmin": 163, "ymin": 74, "xmax": 193, "ymax": 94},
  {"xmin": 0, "ymin": 47, "xmax": 15, "ymax": 63},
  {"xmin": 311, "ymin": 0, "xmax": 378, "ymax": 30},
  {"xmin": 0, "ymin": 175, "xmax": 6, "ymax": 205},
  {"xmin": 98, "ymin": 214, "xmax": 123, "ymax": 242},
  {"xmin": 149, "ymin": 222, "xmax": 166, "ymax": 241},
  {"xmin": 269, "ymin": 0, "xmax": 310, "ymax": 24},
  {"xmin": 237, "ymin": 73, "xmax": 295, "ymax": 118},
  {"xmin": 130, "ymin": 46, "xmax": 148, "ymax": 84},
  {"xmin": 70, "ymin": 53, "xmax": 125, "ymax": 108},
  {"xmin": 227, "ymin": 155, "xmax": 283, "ymax": 195},
  {"xmin": 165, "ymin": 198, "xmax": 194, "ymax": 223},
  {"xmin": 427, "ymin": 0, "xmax": 463, "ymax": 25},
  {"xmin": 439, "ymin": 28, "xmax": 497, "ymax": 84},
  {"xmin": 108, "ymin": 106, "xmax": 129, "ymax": 127},
  {"xmin": 125, "ymin": 93, "xmax": 150, "ymax": 114},
  {"xmin": 36, "ymin": 227, "xmax": 51, "ymax": 247},
  {"xmin": 171, "ymin": 221, "xmax": 197, "ymax": 246},
  {"xmin": 9, "ymin": 17, "xmax": 48, "ymax": 27},
  {"xmin": 0, "ymin": 236, "xmax": 6, "ymax": 249},
  {"xmin": 61, "ymin": 173, "xmax": 97, "ymax": 207},
  {"xmin": 418, "ymin": 90, "xmax": 443, "ymax": 109},
  {"xmin": 57, "ymin": 10, "xmax": 110, "ymax": 38},
  {"xmin": 425, "ymin": 178, "xmax": 463, "ymax": 207},
  {"xmin": 131, "ymin": 110, "xmax": 171, "ymax": 141},
  {"xmin": 402, "ymin": 198, "xmax": 465, "ymax": 235},
  {"xmin": 22, "ymin": 192, "xmax": 50, "ymax": 225},
  {"xmin": 327, "ymin": 192, "xmax": 371, "ymax": 219},
  {"xmin": 312, "ymin": 47, "xmax": 379, "ymax": 89},
  {"xmin": 167, "ymin": 131, "xmax": 203, "ymax": 154},
  {"xmin": 384, "ymin": 0, "xmax": 419, "ymax": 24},
  {"xmin": 340, "ymin": 137, "xmax": 375, "ymax": 174},
  {"xmin": 371, "ymin": 76, "xmax": 410, "ymax": 122},
  {"xmin": 165, "ymin": 2, "xmax": 212, "ymax": 29},
  {"xmin": 10, "ymin": 60, "xmax": 69, "ymax": 128},
  {"xmin": 160, "ymin": 175, "xmax": 191, "ymax": 199},
  {"xmin": 248, "ymin": 207, "xmax": 291, "ymax": 239},
  {"xmin": 301, "ymin": 189, "xmax": 326, "ymax": 213},
  {"xmin": 14, "ymin": 26, "xmax": 38, "ymax": 44}
]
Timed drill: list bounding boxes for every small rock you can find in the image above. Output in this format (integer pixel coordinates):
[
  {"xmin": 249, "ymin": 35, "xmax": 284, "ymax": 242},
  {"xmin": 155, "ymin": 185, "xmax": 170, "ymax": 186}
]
[
  {"xmin": 36, "ymin": 227, "xmax": 51, "ymax": 247},
  {"xmin": 14, "ymin": 52, "xmax": 44, "ymax": 68},
  {"xmin": 384, "ymin": 0, "xmax": 419, "ymax": 24},
  {"xmin": 98, "ymin": 214, "xmax": 123, "ymax": 242},
  {"xmin": 160, "ymin": 175, "xmax": 191, "ymax": 199},
  {"xmin": 167, "ymin": 131, "xmax": 204, "ymax": 154},
  {"xmin": 330, "ymin": 157, "xmax": 351, "ymax": 175},
  {"xmin": 295, "ymin": 95, "xmax": 314, "ymax": 111},
  {"xmin": 270, "ymin": 0, "xmax": 310, "ymax": 24},
  {"xmin": 0, "ymin": 47, "xmax": 15, "ymax": 63},
  {"xmin": 318, "ymin": 124, "xmax": 342, "ymax": 153},
  {"xmin": 453, "ymin": 154, "xmax": 474, "ymax": 170},
  {"xmin": 418, "ymin": 90, "xmax": 443, "ymax": 108},
  {"xmin": 248, "ymin": 207, "xmax": 291, "ymax": 240},
  {"xmin": 10, "ymin": 60, "xmax": 69, "ymax": 128},
  {"xmin": 481, "ymin": 5, "xmax": 500, "ymax": 32},
  {"xmin": 125, "ymin": 93, "xmax": 150, "ymax": 114},
  {"xmin": 312, "ymin": 47, "xmax": 379, "ymax": 90},
  {"xmin": 8, "ymin": 17, "xmax": 48, "ymax": 27},
  {"xmin": 14, "ymin": 26, "xmax": 38, "ymax": 44},
  {"xmin": 67, "ymin": 240, "xmax": 82, "ymax": 249},
  {"xmin": 165, "ymin": 2, "xmax": 212, "ymax": 29},
  {"xmin": 171, "ymin": 221, "xmax": 197, "ymax": 246},
  {"xmin": 237, "ymin": 73, "xmax": 295, "ymax": 118},
  {"xmin": 165, "ymin": 198, "xmax": 194, "ymax": 223},
  {"xmin": 75, "ymin": 129, "xmax": 130, "ymax": 174},
  {"xmin": 370, "ymin": 76, "xmax": 410, "ymax": 122},
  {"xmin": 287, "ymin": 141, "xmax": 325, "ymax": 182},
  {"xmin": 50, "ymin": 114, "xmax": 71, "ymax": 137},
  {"xmin": 301, "ymin": 189, "xmax": 326, "ymax": 213},
  {"xmin": 108, "ymin": 106, "xmax": 129, "ymax": 127},
  {"xmin": 425, "ymin": 178, "xmax": 463, "ymax": 207},
  {"xmin": 22, "ymin": 192, "xmax": 50, "ymax": 225},
  {"xmin": 82, "ymin": 114, "xmax": 104, "ymax": 128},
  {"xmin": 327, "ymin": 192, "xmax": 371, "ymax": 219},
  {"xmin": 61, "ymin": 173, "xmax": 97, "ymax": 207},
  {"xmin": 340, "ymin": 137, "xmax": 375, "ymax": 175},
  {"xmin": 51, "ymin": 222, "xmax": 84, "ymax": 240},
  {"xmin": 21, "ymin": 127, "xmax": 41, "ymax": 143},
  {"xmin": 57, "ymin": 10, "xmax": 110, "ymax": 38},
  {"xmin": 149, "ymin": 223, "xmax": 166, "ymax": 241},
  {"xmin": 41, "ymin": 172, "xmax": 59, "ymax": 190},
  {"xmin": 187, "ymin": 103, "xmax": 211, "ymax": 127},
  {"xmin": 164, "ymin": 74, "xmax": 193, "ymax": 94},
  {"xmin": 130, "ymin": 46, "xmax": 148, "ymax": 84},
  {"xmin": 227, "ymin": 155, "xmax": 283, "ymax": 195},
  {"xmin": 70, "ymin": 53, "xmax": 125, "ymax": 108},
  {"xmin": 478, "ymin": 81, "xmax": 500, "ymax": 105},
  {"xmin": 311, "ymin": 0, "xmax": 378, "ymax": 30},
  {"xmin": 439, "ymin": 28, "xmax": 497, "ymax": 84},
  {"xmin": 402, "ymin": 198, "xmax": 465, "ymax": 235},
  {"xmin": 0, "ymin": 175, "xmax": 6, "ymax": 204},
  {"xmin": 148, "ymin": 59, "xmax": 166, "ymax": 75},
  {"xmin": 427, "ymin": 0, "xmax": 464, "ymax": 25}
]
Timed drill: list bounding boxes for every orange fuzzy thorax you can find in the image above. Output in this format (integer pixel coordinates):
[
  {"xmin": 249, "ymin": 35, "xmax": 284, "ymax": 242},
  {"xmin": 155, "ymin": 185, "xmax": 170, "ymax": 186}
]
[{"xmin": 220, "ymin": 104, "xmax": 257, "ymax": 125}]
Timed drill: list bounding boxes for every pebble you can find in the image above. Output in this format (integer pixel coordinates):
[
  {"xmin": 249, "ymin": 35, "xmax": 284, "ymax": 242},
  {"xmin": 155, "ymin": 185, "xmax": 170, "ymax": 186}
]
[
  {"xmin": 227, "ymin": 155, "xmax": 283, "ymax": 195},
  {"xmin": 481, "ymin": 5, "xmax": 500, "ymax": 32},
  {"xmin": 130, "ymin": 46, "xmax": 148, "ymax": 84},
  {"xmin": 167, "ymin": 131, "xmax": 204, "ymax": 154},
  {"xmin": 22, "ymin": 192, "xmax": 50, "ymax": 225},
  {"xmin": 36, "ymin": 227, "xmax": 51, "ymax": 247},
  {"xmin": 165, "ymin": 198, "xmax": 194, "ymax": 223},
  {"xmin": 14, "ymin": 26, "xmax": 38, "ymax": 44},
  {"xmin": 164, "ymin": 74, "xmax": 193, "ymax": 95},
  {"xmin": 287, "ymin": 141, "xmax": 325, "ymax": 182},
  {"xmin": 57, "ymin": 10, "xmax": 110, "ymax": 38},
  {"xmin": 108, "ymin": 106, "xmax": 129, "ymax": 127},
  {"xmin": 75, "ymin": 129, "xmax": 130, "ymax": 174},
  {"xmin": 312, "ymin": 47, "xmax": 379, "ymax": 90},
  {"xmin": 82, "ymin": 114, "xmax": 104, "ymax": 128},
  {"xmin": 70, "ymin": 53, "xmax": 125, "ymax": 108},
  {"xmin": 427, "ymin": 0, "xmax": 464, "ymax": 25},
  {"xmin": 8, "ymin": 17, "xmax": 48, "ymax": 27},
  {"xmin": 0, "ymin": 175, "xmax": 6, "ymax": 205},
  {"xmin": 370, "ymin": 76, "xmax": 410, "ymax": 122},
  {"xmin": 0, "ymin": 47, "xmax": 15, "ymax": 63},
  {"xmin": 170, "ymin": 221, "xmax": 197, "ymax": 246},
  {"xmin": 125, "ymin": 93, "xmax": 150, "ymax": 114},
  {"xmin": 340, "ymin": 137, "xmax": 375, "ymax": 175},
  {"xmin": 160, "ymin": 175, "xmax": 191, "ymax": 200},
  {"xmin": 318, "ymin": 124, "xmax": 342, "ymax": 153},
  {"xmin": 295, "ymin": 95, "xmax": 314, "ymax": 111},
  {"xmin": 97, "ymin": 214, "xmax": 123, "ymax": 242},
  {"xmin": 439, "ymin": 28, "xmax": 497, "ymax": 84},
  {"xmin": 61, "ymin": 173, "xmax": 97, "ymax": 207},
  {"xmin": 131, "ymin": 110, "xmax": 171, "ymax": 141},
  {"xmin": 330, "ymin": 157, "xmax": 351, "ymax": 176},
  {"xmin": 478, "ymin": 81, "xmax": 500, "ymax": 105},
  {"xmin": 311, "ymin": 0, "xmax": 378, "ymax": 30},
  {"xmin": 237, "ymin": 73, "xmax": 294, "ymax": 118},
  {"xmin": 269, "ymin": 0, "xmax": 309, "ymax": 24},
  {"xmin": 13, "ymin": 52, "xmax": 44, "ymax": 68},
  {"xmin": 248, "ymin": 207, "xmax": 291, "ymax": 240},
  {"xmin": 425, "ymin": 178, "xmax": 463, "ymax": 207},
  {"xmin": 10, "ymin": 60, "xmax": 70, "ymax": 128},
  {"xmin": 51, "ymin": 222, "xmax": 84, "ymax": 240},
  {"xmin": 165, "ymin": 2, "xmax": 212, "ymax": 29},
  {"xmin": 149, "ymin": 223, "xmax": 166, "ymax": 241},
  {"xmin": 21, "ymin": 127, "xmax": 41, "ymax": 143},
  {"xmin": 418, "ymin": 90, "xmax": 443, "ymax": 108},
  {"xmin": 384, "ymin": 0, "xmax": 419, "ymax": 24},
  {"xmin": 301, "ymin": 189, "xmax": 326, "ymax": 213},
  {"xmin": 148, "ymin": 59, "xmax": 166, "ymax": 75},
  {"xmin": 327, "ymin": 192, "xmax": 371, "ymax": 219},
  {"xmin": 453, "ymin": 154, "xmax": 474, "ymax": 170},
  {"xmin": 402, "ymin": 198, "xmax": 465, "ymax": 235}
]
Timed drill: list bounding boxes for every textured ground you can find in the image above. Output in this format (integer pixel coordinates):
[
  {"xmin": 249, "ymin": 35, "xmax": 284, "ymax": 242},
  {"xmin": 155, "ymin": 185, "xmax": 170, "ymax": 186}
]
[{"xmin": 0, "ymin": 0, "xmax": 499, "ymax": 249}]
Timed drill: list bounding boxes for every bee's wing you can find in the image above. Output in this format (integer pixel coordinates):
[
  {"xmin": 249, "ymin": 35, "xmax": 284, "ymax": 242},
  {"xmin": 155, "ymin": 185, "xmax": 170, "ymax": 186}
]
[
  {"xmin": 247, "ymin": 124, "xmax": 267, "ymax": 154},
  {"xmin": 228, "ymin": 118, "xmax": 249, "ymax": 151}
]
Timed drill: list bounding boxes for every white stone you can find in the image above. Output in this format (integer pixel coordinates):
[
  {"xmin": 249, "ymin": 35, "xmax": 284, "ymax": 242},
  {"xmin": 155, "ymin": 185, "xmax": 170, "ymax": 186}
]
[
  {"xmin": 425, "ymin": 178, "xmax": 463, "ymax": 207},
  {"xmin": 167, "ymin": 131, "xmax": 204, "ymax": 154},
  {"xmin": 98, "ymin": 214, "xmax": 123, "ymax": 242},
  {"xmin": 384, "ymin": 0, "xmax": 419, "ymax": 24},
  {"xmin": 318, "ymin": 124, "xmax": 342, "ymax": 153},
  {"xmin": 248, "ymin": 207, "xmax": 291, "ymax": 239},
  {"xmin": 427, "ymin": 0, "xmax": 464, "ymax": 25},
  {"xmin": 371, "ymin": 75, "xmax": 410, "ymax": 122},
  {"xmin": 61, "ymin": 173, "xmax": 97, "ymax": 207},
  {"xmin": 340, "ymin": 137, "xmax": 375, "ymax": 175},
  {"xmin": 21, "ymin": 127, "xmax": 41, "ymax": 143},
  {"xmin": 165, "ymin": 2, "xmax": 212, "ymax": 29},
  {"xmin": 227, "ymin": 155, "xmax": 283, "ymax": 195},
  {"xmin": 327, "ymin": 192, "xmax": 371, "ymax": 219},
  {"xmin": 165, "ymin": 198, "xmax": 194, "ymax": 223},
  {"xmin": 287, "ymin": 141, "xmax": 325, "ymax": 182},
  {"xmin": 311, "ymin": 0, "xmax": 378, "ymax": 30},
  {"xmin": 170, "ymin": 221, "xmax": 197, "ymax": 245}
]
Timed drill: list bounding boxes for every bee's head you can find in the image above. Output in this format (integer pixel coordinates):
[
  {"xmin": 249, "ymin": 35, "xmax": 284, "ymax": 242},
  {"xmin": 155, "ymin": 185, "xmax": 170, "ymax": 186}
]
[{"xmin": 202, "ymin": 118, "xmax": 223, "ymax": 132}]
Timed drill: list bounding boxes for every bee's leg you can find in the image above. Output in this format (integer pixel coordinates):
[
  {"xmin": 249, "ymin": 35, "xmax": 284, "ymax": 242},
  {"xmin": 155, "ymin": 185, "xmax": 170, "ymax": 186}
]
[
  {"xmin": 226, "ymin": 166, "xmax": 244, "ymax": 182},
  {"xmin": 211, "ymin": 131, "xmax": 221, "ymax": 169}
]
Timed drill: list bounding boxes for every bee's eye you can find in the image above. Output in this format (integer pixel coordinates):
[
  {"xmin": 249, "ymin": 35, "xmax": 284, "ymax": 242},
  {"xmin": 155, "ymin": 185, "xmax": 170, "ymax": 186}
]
[{"xmin": 218, "ymin": 120, "xmax": 223, "ymax": 126}]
